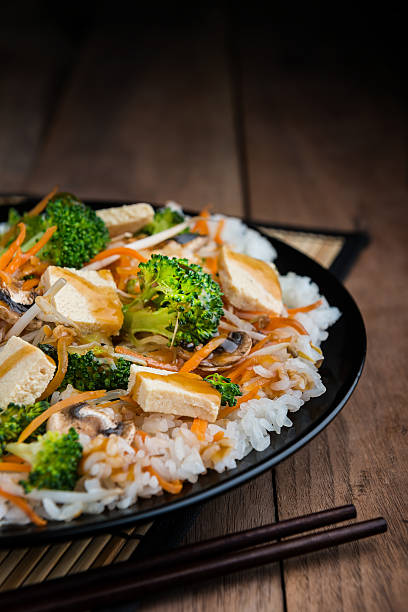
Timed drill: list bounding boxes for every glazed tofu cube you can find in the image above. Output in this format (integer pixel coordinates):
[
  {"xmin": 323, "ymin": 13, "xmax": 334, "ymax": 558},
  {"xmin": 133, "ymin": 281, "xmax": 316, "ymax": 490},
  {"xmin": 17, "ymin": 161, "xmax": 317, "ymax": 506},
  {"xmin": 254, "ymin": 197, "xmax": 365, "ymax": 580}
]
[
  {"xmin": 218, "ymin": 246, "xmax": 283, "ymax": 315},
  {"xmin": 0, "ymin": 336, "xmax": 56, "ymax": 408},
  {"xmin": 130, "ymin": 371, "xmax": 221, "ymax": 423},
  {"xmin": 39, "ymin": 267, "xmax": 123, "ymax": 336},
  {"xmin": 96, "ymin": 203, "xmax": 154, "ymax": 237}
]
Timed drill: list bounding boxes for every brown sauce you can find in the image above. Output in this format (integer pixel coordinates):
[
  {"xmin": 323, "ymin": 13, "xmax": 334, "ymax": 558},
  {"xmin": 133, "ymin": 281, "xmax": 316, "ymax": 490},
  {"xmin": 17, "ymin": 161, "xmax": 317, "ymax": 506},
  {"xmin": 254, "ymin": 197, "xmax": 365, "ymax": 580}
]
[
  {"xmin": 53, "ymin": 269, "xmax": 123, "ymax": 332},
  {"xmin": 134, "ymin": 371, "xmax": 221, "ymax": 402},
  {"xmin": 0, "ymin": 344, "xmax": 37, "ymax": 379}
]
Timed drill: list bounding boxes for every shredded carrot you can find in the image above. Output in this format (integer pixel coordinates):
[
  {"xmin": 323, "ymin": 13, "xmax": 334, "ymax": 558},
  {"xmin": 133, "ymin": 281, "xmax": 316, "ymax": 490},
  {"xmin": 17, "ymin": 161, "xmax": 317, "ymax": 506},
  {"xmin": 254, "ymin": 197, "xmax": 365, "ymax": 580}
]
[
  {"xmin": 18, "ymin": 390, "xmax": 106, "ymax": 443},
  {"xmin": 265, "ymin": 316, "xmax": 307, "ymax": 335},
  {"xmin": 0, "ymin": 462, "xmax": 31, "ymax": 472},
  {"xmin": 22, "ymin": 278, "xmax": 40, "ymax": 291},
  {"xmin": 39, "ymin": 337, "xmax": 69, "ymax": 400},
  {"xmin": 0, "ymin": 488, "xmax": 47, "ymax": 527},
  {"xmin": 227, "ymin": 354, "xmax": 279, "ymax": 382},
  {"xmin": 115, "ymin": 346, "xmax": 179, "ymax": 371},
  {"xmin": 6, "ymin": 226, "xmax": 57, "ymax": 275},
  {"xmin": 191, "ymin": 418, "xmax": 208, "ymax": 441},
  {"xmin": 115, "ymin": 267, "xmax": 140, "ymax": 277},
  {"xmin": 220, "ymin": 380, "xmax": 269, "ymax": 417},
  {"xmin": 89, "ymin": 247, "xmax": 147, "ymax": 264},
  {"xmin": 144, "ymin": 466, "xmax": 183, "ymax": 495},
  {"xmin": 212, "ymin": 431, "xmax": 224, "ymax": 442},
  {"xmin": 242, "ymin": 378, "xmax": 272, "ymax": 394},
  {"xmin": 0, "ymin": 270, "xmax": 12, "ymax": 285},
  {"xmin": 27, "ymin": 185, "xmax": 59, "ymax": 217},
  {"xmin": 214, "ymin": 219, "xmax": 225, "ymax": 244},
  {"xmin": 135, "ymin": 430, "xmax": 149, "ymax": 442},
  {"xmin": 21, "ymin": 225, "xmax": 57, "ymax": 259},
  {"xmin": 205, "ymin": 256, "xmax": 218, "ymax": 276},
  {"xmin": 191, "ymin": 208, "xmax": 210, "ymax": 235},
  {"xmin": 42, "ymin": 325, "xmax": 52, "ymax": 337},
  {"xmin": 179, "ymin": 336, "xmax": 226, "ymax": 373},
  {"xmin": 3, "ymin": 454, "xmax": 27, "ymax": 464},
  {"xmin": 0, "ymin": 223, "xmax": 26, "ymax": 271},
  {"xmin": 287, "ymin": 299, "xmax": 323, "ymax": 315}
]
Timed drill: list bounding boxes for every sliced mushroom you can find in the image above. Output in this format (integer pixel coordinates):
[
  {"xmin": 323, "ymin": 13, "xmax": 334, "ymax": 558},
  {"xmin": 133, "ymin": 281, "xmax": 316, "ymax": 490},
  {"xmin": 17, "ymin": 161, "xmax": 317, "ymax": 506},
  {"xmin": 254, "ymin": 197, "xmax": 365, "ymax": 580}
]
[
  {"xmin": 47, "ymin": 402, "xmax": 136, "ymax": 444},
  {"xmin": 179, "ymin": 332, "xmax": 253, "ymax": 373},
  {"xmin": 0, "ymin": 287, "xmax": 37, "ymax": 326}
]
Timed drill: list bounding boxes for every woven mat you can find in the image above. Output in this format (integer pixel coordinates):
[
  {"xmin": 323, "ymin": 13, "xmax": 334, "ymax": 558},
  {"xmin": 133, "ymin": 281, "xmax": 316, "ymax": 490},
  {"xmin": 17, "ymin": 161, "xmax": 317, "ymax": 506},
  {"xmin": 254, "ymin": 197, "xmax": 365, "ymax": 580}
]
[{"xmin": 0, "ymin": 195, "xmax": 368, "ymax": 593}]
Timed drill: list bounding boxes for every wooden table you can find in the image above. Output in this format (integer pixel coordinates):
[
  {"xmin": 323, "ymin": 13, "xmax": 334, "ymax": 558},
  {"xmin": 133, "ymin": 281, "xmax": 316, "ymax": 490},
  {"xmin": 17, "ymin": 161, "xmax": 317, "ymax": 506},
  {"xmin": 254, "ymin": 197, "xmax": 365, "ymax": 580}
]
[{"xmin": 1, "ymin": 5, "xmax": 406, "ymax": 611}]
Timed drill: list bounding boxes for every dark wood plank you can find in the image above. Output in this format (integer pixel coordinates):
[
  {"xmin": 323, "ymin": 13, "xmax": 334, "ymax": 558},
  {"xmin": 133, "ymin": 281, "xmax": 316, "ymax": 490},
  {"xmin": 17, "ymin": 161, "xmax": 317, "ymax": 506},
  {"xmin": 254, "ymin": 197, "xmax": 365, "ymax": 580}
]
[
  {"xmin": 141, "ymin": 473, "xmax": 284, "ymax": 612},
  {"xmin": 0, "ymin": 21, "xmax": 74, "ymax": 191},
  {"xmin": 240, "ymin": 22, "xmax": 408, "ymax": 612},
  {"xmin": 27, "ymin": 9, "xmax": 243, "ymax": 215}
]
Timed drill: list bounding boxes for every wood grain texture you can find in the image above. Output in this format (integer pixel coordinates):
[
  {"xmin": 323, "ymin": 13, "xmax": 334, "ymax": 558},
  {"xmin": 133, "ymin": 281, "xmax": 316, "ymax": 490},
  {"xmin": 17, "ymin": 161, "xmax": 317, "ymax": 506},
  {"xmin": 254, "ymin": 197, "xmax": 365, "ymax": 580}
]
[
  {"xmin": 0, "ymin": 24, "xmax": 73, "ymax": 192},
  {"xmin": 141, "ymin": 473, "xmax": 284, "ymax": 612},
  {"xmin": 27, "ymin": 8, "xmax": 242, "ymax": 215},
  {"xmin": 240, "ymin": 23, "xmax": 408, "ymax": 612}
]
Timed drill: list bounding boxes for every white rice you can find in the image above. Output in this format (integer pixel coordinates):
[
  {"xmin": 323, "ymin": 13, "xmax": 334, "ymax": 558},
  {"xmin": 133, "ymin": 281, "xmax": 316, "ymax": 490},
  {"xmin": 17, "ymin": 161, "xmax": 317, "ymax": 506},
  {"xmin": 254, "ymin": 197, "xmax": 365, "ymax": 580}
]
[{"xmin": 0, "ymin": 214, "xmax": 341, "ymax": 525}]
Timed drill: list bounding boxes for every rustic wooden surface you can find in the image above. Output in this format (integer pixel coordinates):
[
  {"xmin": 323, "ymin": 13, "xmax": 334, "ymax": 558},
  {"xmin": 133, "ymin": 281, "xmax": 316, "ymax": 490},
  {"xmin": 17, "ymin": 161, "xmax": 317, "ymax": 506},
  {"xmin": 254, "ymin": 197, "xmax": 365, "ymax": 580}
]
[{"xmin": 0, "ymin": 5, "xmax": 407, "ymax": 611}]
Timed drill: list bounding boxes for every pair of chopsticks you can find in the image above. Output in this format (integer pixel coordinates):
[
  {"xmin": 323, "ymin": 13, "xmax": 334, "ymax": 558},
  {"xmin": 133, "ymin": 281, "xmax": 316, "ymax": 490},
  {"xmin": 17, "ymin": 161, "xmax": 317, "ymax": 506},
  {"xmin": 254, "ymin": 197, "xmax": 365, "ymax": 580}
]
[{"xmin": 0, "ymin": 504, "xmax": 386, "ymax": 611}]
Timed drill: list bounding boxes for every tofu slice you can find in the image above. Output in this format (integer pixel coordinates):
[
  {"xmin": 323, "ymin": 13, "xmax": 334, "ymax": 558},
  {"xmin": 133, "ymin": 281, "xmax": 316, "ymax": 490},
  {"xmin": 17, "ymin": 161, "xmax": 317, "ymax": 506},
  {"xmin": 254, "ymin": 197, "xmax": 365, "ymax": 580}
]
[
  {"xmin": 0, "ymin": 336, "xmax": 56, "ymax": 408},
  {"xmin": 218, "ymin": 246, "xmax": 283, "ymax": 315},
  {"xmin": 96, "ymin": 203, "xmax": 154, "ymax": 237},
  {"xmin": 130, "ymin": 370, "xmax": 221, "ymax": 423},
  {"xmin": 39, "ymin": 267, "xmax": 123, "ymax": 336}
]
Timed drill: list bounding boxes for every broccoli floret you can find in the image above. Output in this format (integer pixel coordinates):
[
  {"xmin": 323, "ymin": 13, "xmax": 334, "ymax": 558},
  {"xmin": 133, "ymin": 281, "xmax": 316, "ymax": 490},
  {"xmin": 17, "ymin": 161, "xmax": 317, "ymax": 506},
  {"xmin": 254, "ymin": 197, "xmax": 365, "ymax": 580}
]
[
  {"xmin": 40, "ymin": 193, "xmax": 109, "ymax": 267},
  {"xmin": 204, "ymin": 374, "xmax": 242, "ymax": 407},
  {"xmin": 2, "ymin": 193, "xmax": 109, "ymax": 268},
  {"xmin": 39, "ymin": 345, "xmax": 131, "ymax": 392},
  {"xmin": 141, "ymin": 207, "xmax": 187, "ymax": 235},
  {"xmin": 7, "ymin": 428, "xmax": 82, "ymax": 493},
  {"xmin": 122, "ymin": 254, "xmax": 224, "ymax": 347},
  {"xmin": 0, "ymin": 401, "xmax": 49, "ymax": 456}
]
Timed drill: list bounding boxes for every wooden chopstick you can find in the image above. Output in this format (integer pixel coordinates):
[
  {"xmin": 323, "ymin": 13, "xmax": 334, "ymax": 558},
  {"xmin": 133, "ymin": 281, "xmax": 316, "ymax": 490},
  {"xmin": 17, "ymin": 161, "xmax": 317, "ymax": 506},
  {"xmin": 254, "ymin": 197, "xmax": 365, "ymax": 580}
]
[{"xmin": 0, "ymin": 510, "xmax": 386, "ymax": 611}]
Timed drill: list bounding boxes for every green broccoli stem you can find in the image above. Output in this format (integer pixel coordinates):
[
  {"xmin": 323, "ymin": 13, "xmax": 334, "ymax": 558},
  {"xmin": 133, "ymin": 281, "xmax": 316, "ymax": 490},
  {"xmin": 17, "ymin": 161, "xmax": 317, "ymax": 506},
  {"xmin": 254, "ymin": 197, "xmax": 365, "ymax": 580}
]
[{"xmin": 124, "ymin": 306, "xmax": 175, "ymax": 340}]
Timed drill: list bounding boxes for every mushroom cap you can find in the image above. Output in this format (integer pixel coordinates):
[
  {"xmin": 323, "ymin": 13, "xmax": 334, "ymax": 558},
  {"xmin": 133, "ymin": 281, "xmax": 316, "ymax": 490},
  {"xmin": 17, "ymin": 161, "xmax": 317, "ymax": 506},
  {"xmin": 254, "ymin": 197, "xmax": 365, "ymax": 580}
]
[{"xmin": 47, "ymin": 402, "xmax": 136, "ymax": 444}]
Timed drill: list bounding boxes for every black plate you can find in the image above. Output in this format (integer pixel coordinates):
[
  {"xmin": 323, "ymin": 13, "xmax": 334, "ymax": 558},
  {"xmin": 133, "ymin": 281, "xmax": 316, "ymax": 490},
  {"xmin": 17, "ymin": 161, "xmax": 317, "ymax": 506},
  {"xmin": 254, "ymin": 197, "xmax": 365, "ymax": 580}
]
[{"xmin": 0, "ymin": 198, "xmax": 366, "ymax": 547}]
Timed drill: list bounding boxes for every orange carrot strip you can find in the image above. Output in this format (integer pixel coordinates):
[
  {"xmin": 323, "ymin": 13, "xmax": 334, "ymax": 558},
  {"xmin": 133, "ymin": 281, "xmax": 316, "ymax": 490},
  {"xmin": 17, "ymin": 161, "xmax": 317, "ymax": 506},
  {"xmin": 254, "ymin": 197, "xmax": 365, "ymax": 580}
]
[
  {"xmin": 286, "ymin": 299, "xmax": 323, "ymax": 315},
  {"xmin": 179, "ymin": 336, "xmax": 226, "ymax": 373},
  {"xmin": 0, "ymin": 223, "xmax": 26, "ymax": 271},
  {"xmin": 0, "ymin": 488, "xmax": 46, "ymax": 526},
  {"xmin": 7, "ymin": 226, "xmax": 58, "ymax": 275},
  {"xmin": 39, "ymin": 337, "xmax": 69, "ymax": 400},
  {"xmin": 18, "ymin": 390, "xmax": 106, "ymax": 443},
  {"xmin": 212, "ymin": 431, "xmax": 224, "ymax": 442},
  {"xmin": 115, "ymin": 346, "xmax": 179, "ymax": 371},
  {"xmin": 27, "ymin": 185, "xmax": 59, "ymax": 217},
  {"xmin": 0, "ymin": 270, "xmax": 12, "ymax": 285},
  {"xmin": 227, "ymin": 354, "xmax": 279, "ymax": 382},
  {"xmin": 115, "ymin": 267, "xmax": 140, "ymax": 277},
  {"xmin": 191, "ymin": 418, "xmax": 208, "ymax": 441},
  {"xmin": 3, "ymin": 455, "xmax": 27, "ymax": 464},
  {"xmin": 214, "ymin": 219, "xmax": 225, "ymax": 244},
  {"xmin": 191, "ymin": 208, "xmax": 210, "ymax": 235},
  {"xmin": 22, "ymin": 278, "xmax": 40, "ymax": 291},
  {"xmin": 0, "ymin": 462, "xmax": 31, "ymax": 472},
  {"xmin": 89, "ymin": 247, "xmax": 147, "ymax": 264},
  {"xmin": 135, "ymin": 430, "xmax": 149, "ymax": 442},
  {"xmin": 205, "ymin": 257, "xmax": 218, "ymax": 275},
  {"xmin": 219, "ymin": 381, "xmax": 268, "ymax": 417},
  {"xmin": 22, "ymin": 225, "xmax": 57, "ymax": 259},
  {"xmin": 242, "ymin": 378, "xmax": 272, "ymax": 394},
  {"xmin": 265, "ymin": 316, "xmax": 307, "ymax": 335},
  {"xmin": 144, "ymin": 466, "xmax": 183, "ymax": 495}
]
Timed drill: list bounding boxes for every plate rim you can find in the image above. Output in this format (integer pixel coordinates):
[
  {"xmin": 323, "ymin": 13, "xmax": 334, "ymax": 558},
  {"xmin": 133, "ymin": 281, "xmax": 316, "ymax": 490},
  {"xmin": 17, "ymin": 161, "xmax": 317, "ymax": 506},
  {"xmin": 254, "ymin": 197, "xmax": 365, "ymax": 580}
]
[{"xmin": 0, "ymin": 198, "xmax": 366, "ymax": 546}]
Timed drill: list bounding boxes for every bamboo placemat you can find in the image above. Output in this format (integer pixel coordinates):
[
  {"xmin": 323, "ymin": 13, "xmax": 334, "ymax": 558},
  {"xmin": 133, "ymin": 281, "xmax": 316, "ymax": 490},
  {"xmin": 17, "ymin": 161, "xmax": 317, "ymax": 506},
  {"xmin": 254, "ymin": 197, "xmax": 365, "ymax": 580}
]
[{"xmin": 0, "ymin": 195, "xmax": 368, "ymax": 594}]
